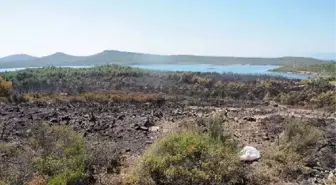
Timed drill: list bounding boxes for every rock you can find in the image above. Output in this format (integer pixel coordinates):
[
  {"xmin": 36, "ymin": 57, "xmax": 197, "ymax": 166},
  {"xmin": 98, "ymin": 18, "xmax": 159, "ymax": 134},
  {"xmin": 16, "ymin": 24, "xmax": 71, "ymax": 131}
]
[
  {"xmin": 149, "ymin": 126, "xmax": 160, "ymax": 132},
  {"xmin": 145, "ymin": 140, "xmax": 153, "ymax": 144},
  {"xmin": 50, "ymin": 119, "xmax": 58, "ymax": 123},
  {"xmin": 197, "ymin": 113, "xmax": 203, "ymax": 117},
  {"xmin": 326, "ymin": 172, "xmax": 336, "ymax": 185},
  {"xmin": 173, "ymin": 109, "xmax": 182, "ymax": 116},
  {"xmin": 262, "ymin": 133, "xmax": 269, "ymax": 140},
  {"xmin": 136, "ymin": 126, "xmax": 149, "ymax": 131},
  {"xmin": 243, "ymin": 117, "xmax": 256, "ymax": 122},
  {"xmin": 239, "ymin": 146, "xmax": 260, "ymax": 162},
  {"xmin": 117, "ymin": 114, "xmax": 125, "ymax": 120},
  {"xmin": 89, "ymin": 113, "xmax": 97, "ymax": 122},
  {"xmin": 154, "ymin": 111, "xmax": 163, "ymax": 118},
  {"xmin": 234, "ymin": 133, "xmax": 241, "ymax": 138},
  {"xmin": 61, "ymin": 115, "xmax": 71, "ymax": 121}
]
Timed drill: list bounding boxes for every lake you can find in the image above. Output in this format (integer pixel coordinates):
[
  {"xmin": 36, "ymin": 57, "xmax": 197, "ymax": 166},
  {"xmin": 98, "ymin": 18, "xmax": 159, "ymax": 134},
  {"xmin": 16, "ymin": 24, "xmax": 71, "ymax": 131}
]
[
  {"xmin": 131, "ymin": 64, "xmax": 313, "ymax": 79},
  {"xmin": 0, "ymin": 64, "xmax": 313, "ymax": 79}
]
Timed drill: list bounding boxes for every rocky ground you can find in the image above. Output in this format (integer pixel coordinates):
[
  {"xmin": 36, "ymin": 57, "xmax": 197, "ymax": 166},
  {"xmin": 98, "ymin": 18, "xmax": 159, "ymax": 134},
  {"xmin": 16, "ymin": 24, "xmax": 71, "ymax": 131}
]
[{"xmin": 1, "ymin": 98, "xmax": 335, "ymax": 185}]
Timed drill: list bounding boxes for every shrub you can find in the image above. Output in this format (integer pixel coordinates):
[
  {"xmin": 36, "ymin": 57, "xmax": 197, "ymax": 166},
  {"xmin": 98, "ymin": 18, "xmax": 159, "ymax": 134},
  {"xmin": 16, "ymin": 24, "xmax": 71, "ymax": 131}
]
[
  {"xmin": 279, "ymin": 121, "xmax": 323, "ymax": 155},
  {"xmin": 85, "ymin": 140, "xmax": 123, "ymax": 183},
  {"xmin": 30, "ymin": 124, "xmax": 87, "ymax": 184},
  {"xmin": 46, "ymin": 170, "xmax": 88, "ymax": 185},
  {"xmin": 254, "ymin": 120, "xmax": 323, "ymax": 183},
  {"xmin": 0, "ymin": 143, "xmax": 33, "ymax": 185},
  {"xmin": 0, "ymin": 76, "xmax": 12, "ymax": 99},
  {"xmin": 125, "ymin": 131, "xmax": 245, "ymax": 185}
]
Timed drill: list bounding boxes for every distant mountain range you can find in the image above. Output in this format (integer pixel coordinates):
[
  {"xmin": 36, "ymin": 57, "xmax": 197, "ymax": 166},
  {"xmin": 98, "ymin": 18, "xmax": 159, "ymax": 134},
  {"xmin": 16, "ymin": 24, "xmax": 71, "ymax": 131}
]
[
  {"xmin": 0, "ymin": 50, "xmax": 334, "ymax": 68},
  {"xmin": 0, "ymin": 54, "xmax": 38, "ymax": 62}
]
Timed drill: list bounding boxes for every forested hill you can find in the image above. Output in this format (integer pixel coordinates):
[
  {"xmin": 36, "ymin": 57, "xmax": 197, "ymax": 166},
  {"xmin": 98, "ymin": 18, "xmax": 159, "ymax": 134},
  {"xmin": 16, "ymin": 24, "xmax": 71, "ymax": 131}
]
[{"xmin": 0, "ymin": 50, "xmax": 334, "ymax": 68}]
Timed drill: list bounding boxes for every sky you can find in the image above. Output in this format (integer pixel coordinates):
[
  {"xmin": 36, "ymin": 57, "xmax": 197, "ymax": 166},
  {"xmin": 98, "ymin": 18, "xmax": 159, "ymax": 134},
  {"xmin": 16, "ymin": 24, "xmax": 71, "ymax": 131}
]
[{"xmin": 0, "ymin": 0, "xmax": 335, "ymax": 58}]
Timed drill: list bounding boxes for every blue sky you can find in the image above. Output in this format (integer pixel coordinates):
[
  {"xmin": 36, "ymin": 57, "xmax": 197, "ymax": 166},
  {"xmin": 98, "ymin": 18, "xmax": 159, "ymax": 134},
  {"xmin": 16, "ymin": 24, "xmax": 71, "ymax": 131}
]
[{"xmin": 0, "ymin": 0, "xmax": 335, "ymax": 57}]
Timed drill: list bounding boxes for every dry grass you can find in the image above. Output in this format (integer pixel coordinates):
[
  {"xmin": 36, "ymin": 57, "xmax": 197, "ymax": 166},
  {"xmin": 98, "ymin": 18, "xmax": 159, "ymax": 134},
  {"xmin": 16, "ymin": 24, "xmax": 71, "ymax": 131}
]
[
  {"xmin": 22, "ymin": 91, "xmax": 164, "ymax": 103},
  {"xmin": 27, "ymin": 175, "xmax": 46, "ymax": 185},
  {"xmin": 0, "ymin": 77, "xmax": 12, "ymax": 99},
  {"xmin": 251, "ymin": 120, "xmax": 324, "ymax": 184}
]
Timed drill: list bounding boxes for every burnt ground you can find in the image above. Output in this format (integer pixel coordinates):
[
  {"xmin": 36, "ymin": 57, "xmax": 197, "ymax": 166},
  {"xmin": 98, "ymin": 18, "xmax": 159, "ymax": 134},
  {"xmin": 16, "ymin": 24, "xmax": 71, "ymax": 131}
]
[{"xmin": 0, "ymin": 98, "xmax": 335, "ymax": 184}]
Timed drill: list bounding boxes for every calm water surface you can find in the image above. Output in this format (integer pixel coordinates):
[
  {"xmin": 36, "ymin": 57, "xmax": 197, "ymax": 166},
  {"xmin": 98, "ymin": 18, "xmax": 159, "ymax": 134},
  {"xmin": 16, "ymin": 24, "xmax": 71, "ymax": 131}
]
[{"xmin": 131, "ymin": 64, "xmax": 313, "ymax": 79}]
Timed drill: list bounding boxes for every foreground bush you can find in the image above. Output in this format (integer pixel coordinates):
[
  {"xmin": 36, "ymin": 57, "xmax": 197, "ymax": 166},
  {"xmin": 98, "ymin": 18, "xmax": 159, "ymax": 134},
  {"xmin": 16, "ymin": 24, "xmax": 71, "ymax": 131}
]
[
  {"xmin": 126, "ymin": 131, "xmax": 245, "ymax": 185},
  {"xmin": 30, "ymin": 124, "xmax": 88, "ymax": 185},
  {"xmin": 0, "ymin": 124, "xmax": 89, "ymax": 185}
]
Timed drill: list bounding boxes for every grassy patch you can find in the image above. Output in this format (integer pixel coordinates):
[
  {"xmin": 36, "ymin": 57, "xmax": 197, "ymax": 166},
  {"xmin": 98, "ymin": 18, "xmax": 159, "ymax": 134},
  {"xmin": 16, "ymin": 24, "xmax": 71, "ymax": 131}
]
[
  {"xmin": 0, "ymin": 124, "xmax": 89, "ymax": 185},
  {"xmin": 253, "ymin": 120, "xmax": 323, "ymax": 183},
  {"xmin": 125, "ymin": 113, "xmax": 247, "ymax": 185},
  {"xmin": 125, "ymin": 132, "xmax": 244, "ymax": 185}
]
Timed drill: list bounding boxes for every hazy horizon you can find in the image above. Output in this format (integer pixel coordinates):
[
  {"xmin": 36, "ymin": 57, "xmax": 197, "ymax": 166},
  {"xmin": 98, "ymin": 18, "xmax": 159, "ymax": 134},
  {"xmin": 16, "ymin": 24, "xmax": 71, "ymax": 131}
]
[
  {"xmin": 1, "ymin": 0, "xmax": 335, "ymax": 58},
  {"xmin": 1, "ymin": 50, "xmax": 335, "ymax": 60}
]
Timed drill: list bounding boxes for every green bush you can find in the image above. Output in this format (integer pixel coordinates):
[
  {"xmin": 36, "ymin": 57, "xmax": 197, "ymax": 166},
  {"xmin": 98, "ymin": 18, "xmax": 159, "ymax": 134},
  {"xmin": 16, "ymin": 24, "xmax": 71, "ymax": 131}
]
[
  {"xmin": 47, "ymin": 170, "xmax": 88, "ymax": 185},
  {"xmin": 30, "ymin": 124, "xmax": 87, "ymax": 184},
  {"xmin": 126, "ymin": 131, "xmax": 244, "ymax": 185}
]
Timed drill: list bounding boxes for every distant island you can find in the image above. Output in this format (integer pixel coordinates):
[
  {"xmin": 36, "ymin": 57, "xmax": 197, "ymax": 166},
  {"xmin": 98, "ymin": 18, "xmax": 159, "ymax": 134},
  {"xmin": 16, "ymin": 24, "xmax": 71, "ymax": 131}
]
[{"xmin": 0, "ymin": 50, "xmax": 335, "ymax": 77}]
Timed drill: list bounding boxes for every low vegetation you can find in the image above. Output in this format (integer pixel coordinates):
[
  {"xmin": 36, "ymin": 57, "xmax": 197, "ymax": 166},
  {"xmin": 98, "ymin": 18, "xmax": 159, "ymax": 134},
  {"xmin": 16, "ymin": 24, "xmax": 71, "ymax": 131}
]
[
  {"xmin": 2, "ymin": 65, "xmax": 335, "ymax": 111},
  {"xmin": 0, "ymin": 65, "xmax": 334, "ymax": 184},
  {"xmin": 123, "ymin": 114, "xmax": 327, "ymax": 185},
  {"xmin": 0, "ymin": 77, "xmax": 12, "ymax": 101},
  {"xmin": 251, "ymin": 120, "xmax": 324, "ymax": 184},
  {"xmin": 126, "ymin": 132, "xmax": 243, "ymax": 185},
  {"xmin": 275, "ymin": 78, "xmax": 336, "ymax": 111},
  {"xmin": 125, "ymin": 113, "xmax": 244, "ymax": 185},
  {"xmin": 271, "ymin": 62, "xmax": 336, "ymax": 77},
  {"xmin": 21, "ymin": 91, "xmax": 164, "ymax": 104},
  {"xmin": 2, "ymin": 65, "xmax": 149, "ymax": 94},
  {"xmin": 0, "ymin": 124, "xmax": 86, "ymax": 185},
  {"xmin": 0, "ymin": 124, "xmax": 122, "ymax": 185}
]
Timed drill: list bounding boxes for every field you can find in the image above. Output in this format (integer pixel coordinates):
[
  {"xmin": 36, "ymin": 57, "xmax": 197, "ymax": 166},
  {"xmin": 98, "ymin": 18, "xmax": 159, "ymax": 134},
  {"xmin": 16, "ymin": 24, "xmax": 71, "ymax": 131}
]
[{"xmin": 0, "ymin": 65, "xmax": 335, "ymax": 185}]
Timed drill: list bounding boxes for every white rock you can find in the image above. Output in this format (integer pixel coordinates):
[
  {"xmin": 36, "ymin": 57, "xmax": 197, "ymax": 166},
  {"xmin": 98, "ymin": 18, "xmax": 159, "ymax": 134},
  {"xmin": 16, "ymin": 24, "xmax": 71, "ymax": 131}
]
[
  {"xmin": 149, "ymin": 126, "xmax": 160, "ymax": 132},
  {"xmin": 239, "ymin": 146, "xmax": 260, "ymax": 161}
]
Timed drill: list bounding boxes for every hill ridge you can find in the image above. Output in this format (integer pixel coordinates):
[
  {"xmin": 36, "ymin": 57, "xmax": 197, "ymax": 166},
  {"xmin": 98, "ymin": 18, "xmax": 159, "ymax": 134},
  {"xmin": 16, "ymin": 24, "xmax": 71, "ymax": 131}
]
[{"xmin": 0, "ymin": 50, "xmax": 334, "ymax": 68}]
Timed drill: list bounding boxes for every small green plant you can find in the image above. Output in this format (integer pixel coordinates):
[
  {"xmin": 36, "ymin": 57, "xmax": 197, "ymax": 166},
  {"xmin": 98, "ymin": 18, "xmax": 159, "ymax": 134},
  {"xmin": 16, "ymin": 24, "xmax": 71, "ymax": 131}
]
[
  {"xmin": 125, "ymin": 131, "xmax": 244, "ymax": 185},
  {"xmin": 46, "ymin": 170, "xmax": 88, "ymax": 185}
]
